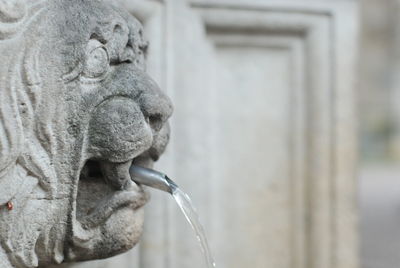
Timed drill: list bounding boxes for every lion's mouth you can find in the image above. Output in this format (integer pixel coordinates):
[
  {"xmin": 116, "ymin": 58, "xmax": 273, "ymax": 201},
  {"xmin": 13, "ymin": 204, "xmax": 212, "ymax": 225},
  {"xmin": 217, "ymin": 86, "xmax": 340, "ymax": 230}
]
[
  {"xmin": 73, "ymin": 92, "xmax": 171, "ymax": 232},
  {"xmin": 75, "ymin": 150, "xmax": 158, "ymax": 229}
]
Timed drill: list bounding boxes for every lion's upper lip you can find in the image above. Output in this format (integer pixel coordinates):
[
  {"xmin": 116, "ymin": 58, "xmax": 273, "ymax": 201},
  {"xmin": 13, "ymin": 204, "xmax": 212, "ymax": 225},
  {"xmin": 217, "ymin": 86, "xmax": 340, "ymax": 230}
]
[{"xmin": 84, "ymin": 148, "xmax": 160, "ymax": 191}]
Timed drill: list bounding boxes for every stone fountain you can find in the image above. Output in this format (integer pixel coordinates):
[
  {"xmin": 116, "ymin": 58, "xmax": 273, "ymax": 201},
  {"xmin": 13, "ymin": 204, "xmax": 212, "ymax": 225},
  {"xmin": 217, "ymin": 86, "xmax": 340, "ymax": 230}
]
[{"xmin": 0, "ymin": 0, "xmax": 173, "ymax": 267}]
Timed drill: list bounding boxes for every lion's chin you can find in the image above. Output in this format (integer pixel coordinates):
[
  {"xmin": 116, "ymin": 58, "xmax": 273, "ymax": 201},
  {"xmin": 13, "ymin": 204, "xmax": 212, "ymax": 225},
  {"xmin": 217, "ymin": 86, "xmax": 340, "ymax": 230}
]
[{"xmin": 67, "ymin": 206, "xmax": 145, "ymax": 262}]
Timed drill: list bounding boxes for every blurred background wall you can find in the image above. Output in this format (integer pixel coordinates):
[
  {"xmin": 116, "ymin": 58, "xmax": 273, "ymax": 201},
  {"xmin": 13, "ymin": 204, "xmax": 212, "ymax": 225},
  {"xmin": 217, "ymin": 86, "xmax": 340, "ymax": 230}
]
[
  {"xmin": 360, "ymin": 0, "xmax": 400, "ymax": 162},
  {"xmin": 360, "ymin": 1, "xmax": 400, "ymax": 268}
]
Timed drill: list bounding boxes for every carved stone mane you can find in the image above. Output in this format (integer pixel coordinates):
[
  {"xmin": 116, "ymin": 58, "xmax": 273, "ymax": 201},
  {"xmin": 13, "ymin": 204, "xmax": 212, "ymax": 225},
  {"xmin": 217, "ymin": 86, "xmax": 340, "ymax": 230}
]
[{"xmin": 0, "ymin": 0, "xmax": 172, "ymax": 267}]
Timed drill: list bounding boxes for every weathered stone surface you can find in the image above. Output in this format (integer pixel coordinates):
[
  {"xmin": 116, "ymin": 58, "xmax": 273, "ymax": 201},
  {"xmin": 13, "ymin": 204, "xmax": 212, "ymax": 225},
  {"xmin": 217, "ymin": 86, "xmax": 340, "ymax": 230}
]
[{"xmin": 0, "ymin": 0, "xmax": 172, "ymax": 267}]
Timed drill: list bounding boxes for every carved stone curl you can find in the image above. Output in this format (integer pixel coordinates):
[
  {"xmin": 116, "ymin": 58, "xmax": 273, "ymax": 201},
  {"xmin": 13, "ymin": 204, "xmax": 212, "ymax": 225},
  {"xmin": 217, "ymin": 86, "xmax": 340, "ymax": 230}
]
[{"xmin": 0, "ymin": 0, "xmax": 173, "ymax": 267}]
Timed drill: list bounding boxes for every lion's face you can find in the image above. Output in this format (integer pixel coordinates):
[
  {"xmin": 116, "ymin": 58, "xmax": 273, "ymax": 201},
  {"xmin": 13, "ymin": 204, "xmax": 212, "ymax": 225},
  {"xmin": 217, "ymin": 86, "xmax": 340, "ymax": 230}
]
[{"xmin": 0, "ymin": 0, "xmax": 172, "ymax": 266}]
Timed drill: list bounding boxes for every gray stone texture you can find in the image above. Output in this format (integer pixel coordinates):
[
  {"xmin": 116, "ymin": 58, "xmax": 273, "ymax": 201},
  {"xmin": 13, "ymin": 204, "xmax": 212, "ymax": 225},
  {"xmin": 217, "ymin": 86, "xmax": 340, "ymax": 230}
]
[{"xmin": 0, "ymin": 0, "xmax": 172, "ymax": 267}]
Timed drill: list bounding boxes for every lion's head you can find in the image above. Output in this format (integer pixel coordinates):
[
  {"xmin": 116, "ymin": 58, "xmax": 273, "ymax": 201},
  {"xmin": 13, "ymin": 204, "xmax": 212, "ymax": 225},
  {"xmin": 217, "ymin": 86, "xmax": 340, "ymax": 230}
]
[{"xmin": 0, "ymin": 0, "xmax": 172, "ymax": 267}]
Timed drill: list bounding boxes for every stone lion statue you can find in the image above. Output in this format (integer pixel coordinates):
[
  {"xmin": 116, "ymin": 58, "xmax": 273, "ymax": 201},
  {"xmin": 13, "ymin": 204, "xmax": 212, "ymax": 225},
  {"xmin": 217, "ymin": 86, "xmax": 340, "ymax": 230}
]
[{"xmin": 0, "ymin": 0, "xmax": 172, "ymax": 267}]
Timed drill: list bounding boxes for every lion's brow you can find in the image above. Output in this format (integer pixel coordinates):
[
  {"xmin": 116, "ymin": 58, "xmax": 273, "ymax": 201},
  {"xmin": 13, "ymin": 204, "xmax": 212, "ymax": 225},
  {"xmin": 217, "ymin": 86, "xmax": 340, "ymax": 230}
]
[{"xmin": 92, "ymin": 20, "xmax": 129, "ymax": 42}]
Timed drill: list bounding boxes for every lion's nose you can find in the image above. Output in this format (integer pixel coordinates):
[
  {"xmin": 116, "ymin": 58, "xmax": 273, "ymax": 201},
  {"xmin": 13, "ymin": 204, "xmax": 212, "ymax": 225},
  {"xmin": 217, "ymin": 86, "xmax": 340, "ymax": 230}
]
[{"xmin": 139, "ymin": 83, "xmax": 173, "ymax": 132}]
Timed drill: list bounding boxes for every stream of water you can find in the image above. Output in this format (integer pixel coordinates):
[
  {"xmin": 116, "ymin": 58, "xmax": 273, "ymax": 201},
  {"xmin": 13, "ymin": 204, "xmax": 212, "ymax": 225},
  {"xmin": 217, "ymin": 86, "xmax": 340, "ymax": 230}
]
[
  {"xmin": 171, "ymin": 187, "xmax": 216, "ymax": 268},
  {"xmin": 129, "ymin": 165, "xmax": 216, "ymax": 267}
]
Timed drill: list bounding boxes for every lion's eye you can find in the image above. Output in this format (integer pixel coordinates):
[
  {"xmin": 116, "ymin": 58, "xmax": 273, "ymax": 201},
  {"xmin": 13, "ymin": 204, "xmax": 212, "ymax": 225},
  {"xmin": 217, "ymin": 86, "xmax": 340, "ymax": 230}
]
[{"xmin": 83, "ymin": 39, "xmax": 110, "ymax": 78}]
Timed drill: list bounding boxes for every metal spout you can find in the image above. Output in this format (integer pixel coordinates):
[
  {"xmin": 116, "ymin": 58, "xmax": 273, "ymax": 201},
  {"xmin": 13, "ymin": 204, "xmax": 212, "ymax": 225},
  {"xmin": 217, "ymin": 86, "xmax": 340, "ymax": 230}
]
[{"xmin": 129, "ymin": 165, "xmax": 178, "ymax": 194}]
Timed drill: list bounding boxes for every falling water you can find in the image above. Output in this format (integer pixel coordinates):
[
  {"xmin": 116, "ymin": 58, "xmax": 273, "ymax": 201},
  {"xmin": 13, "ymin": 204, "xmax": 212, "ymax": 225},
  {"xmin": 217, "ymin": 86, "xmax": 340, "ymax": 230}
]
[
  {"xmin": 129, "ymin": 165, "xmax": 216, "ymax": 268},
  {"xmin": 171, "ymin": 187, "xmax": 216, "ymax": 268}
]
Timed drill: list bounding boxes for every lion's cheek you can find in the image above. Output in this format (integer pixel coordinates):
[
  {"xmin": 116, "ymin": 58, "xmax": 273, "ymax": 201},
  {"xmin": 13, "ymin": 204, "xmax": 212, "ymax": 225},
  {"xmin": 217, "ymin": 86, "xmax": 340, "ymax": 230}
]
[{"xmin": 87, "ymin": 98, "xmax": 153, "ymax": 162}]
